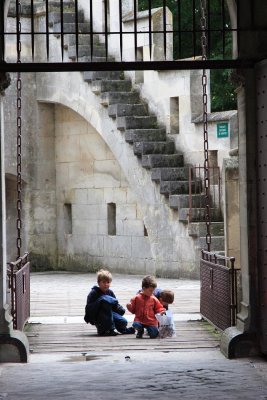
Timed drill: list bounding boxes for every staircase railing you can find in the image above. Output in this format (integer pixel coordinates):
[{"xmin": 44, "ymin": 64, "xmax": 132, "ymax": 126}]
[
  {"xmin": 7, "ymin": 253, "xmax": 30, "ymax": 330},
  {"xmin": 200, "ymin": 250, "xmax": 240, "ymax": 331},
  {"xmin": 188, "ymin": 165, "xmax": 222, "ymax": 222}
]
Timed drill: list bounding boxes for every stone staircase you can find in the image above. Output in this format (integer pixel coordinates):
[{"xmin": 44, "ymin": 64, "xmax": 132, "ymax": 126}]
[{"xmin": 49, "ymin": 2, "xmax": 225, "ymax": 254}]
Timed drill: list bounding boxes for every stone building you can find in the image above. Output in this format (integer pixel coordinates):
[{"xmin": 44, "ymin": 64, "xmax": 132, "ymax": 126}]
[{"xmin": 3, "ymin": 0, "xmax": 232, "ymax": 278}]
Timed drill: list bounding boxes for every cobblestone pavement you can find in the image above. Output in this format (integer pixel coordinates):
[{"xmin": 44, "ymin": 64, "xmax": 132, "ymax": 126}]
[
  {"xmin": 1, "ymin": 352, "xmax": 267, "ymax": 399},
  {"xmin": 1, "ymin": 272, "xmax": 267, "ymax": 399}
]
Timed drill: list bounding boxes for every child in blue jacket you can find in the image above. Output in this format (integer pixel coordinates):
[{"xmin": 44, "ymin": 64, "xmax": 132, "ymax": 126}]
[{"xmin": 84, "ymin": 269, "xmax": 134, "ymax": 336}]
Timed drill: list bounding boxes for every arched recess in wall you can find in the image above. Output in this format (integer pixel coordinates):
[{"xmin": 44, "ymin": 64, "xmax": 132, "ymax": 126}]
[
  {"xmin": 36, "ymin": 73, "xmax": 170, "ymax": 211},
  {"xmin": 31, "ymin": 101, "xmax": 153, "ymax": 274}
]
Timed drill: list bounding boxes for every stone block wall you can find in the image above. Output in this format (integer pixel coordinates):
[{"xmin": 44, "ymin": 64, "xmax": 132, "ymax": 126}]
[{"xmin": 54, "ymin": 104, "xmax": 153, "ymax": 274}]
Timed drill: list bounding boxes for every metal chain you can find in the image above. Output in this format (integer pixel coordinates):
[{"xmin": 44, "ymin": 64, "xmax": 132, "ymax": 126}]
[
  {"xmin": 16, "ymin": 0, "xmax": 22, "ymax": 259},
  {"xmin": 200, "ymin": 0, "xmax": 211, "ymax": 251}
]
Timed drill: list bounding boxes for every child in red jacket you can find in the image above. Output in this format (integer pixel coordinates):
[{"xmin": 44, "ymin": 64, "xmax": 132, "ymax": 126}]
[{"xmin": 127, "ymin": 275, "xmax": 166, "ymax": 339}]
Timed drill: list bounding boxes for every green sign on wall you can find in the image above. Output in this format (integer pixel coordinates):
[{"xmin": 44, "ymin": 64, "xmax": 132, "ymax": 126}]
[{"xmin": 217, "ymin": 122, "xmax": 229, "ymax": 138}]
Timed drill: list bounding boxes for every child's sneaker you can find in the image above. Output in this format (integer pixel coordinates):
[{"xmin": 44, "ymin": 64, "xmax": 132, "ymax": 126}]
[
  {"xmin": 101, "ymin": 329, "xmax": 119, "ymax": 336},
  {"xmin": 136, "ymin": 329, "xmax": 144, "ymax": 339},
  {"xmin": 121, "ymin": 327, "xmax": 135, "ymax": 334}
]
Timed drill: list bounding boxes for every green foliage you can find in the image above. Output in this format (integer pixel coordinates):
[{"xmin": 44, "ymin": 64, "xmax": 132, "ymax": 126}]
[
  {"xmin": 210, "ymin": 69, "xmax": 237, "ymax": 111},
  {"xmin": 138, "ymin": 0, "xmax": 237, "ymax": 111}
]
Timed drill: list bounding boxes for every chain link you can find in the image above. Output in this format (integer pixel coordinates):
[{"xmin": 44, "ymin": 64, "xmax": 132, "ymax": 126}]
[
  {"xmin": 200, "ymin": 0, "xmax": 211, "ymax": 251},
  {"xmin": 16, "ymin": 0, "xmax": 22, "ymax": 259}
]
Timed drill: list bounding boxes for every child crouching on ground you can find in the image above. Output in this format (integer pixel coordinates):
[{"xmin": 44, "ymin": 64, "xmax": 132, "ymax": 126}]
[
  {"xmin": 154, "ymin": 288, "xmax": 174, "ymax": 310},
  {"xmin": 84, "ymin": 269, "xmax": 135, "ymax": 336},
  {"xmin": 127, "ymin": 275, "xmax": 166, "ymax": 339}
]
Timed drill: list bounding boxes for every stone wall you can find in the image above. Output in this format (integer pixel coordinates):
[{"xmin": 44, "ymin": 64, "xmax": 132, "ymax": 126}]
[{"xmin": 54, "ymin": 104, "xmax": 153, "ymax": 274}]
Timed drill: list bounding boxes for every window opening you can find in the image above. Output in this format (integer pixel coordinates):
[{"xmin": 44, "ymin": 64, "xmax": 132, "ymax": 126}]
[
  {"xmin": 107, "ymin": 203, "xmax": 116, "ymax": 236},
  {"xmin": 64, "ymin": 203, "xmax": 72, "ymax": 235},
  {"xmin": 135, "ymin": 47, "xmax": 144, "ymax": 83},
  {"xmin": 170, "ymin": 96, "xmax": 179, "ymax": 134},
  {"xmin": 144, "ymin": 225, "xmax": 148, "ymax": 237}
]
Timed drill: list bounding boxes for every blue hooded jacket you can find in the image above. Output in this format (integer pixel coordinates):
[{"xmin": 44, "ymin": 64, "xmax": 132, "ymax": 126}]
[{"xmin": 84, "ymin": 285, "xmax": 125, "ymax": 324}]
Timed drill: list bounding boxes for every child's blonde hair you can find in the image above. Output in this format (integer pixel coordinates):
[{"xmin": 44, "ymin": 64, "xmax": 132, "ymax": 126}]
[
  {"xmin": 160, "ymin": 290, "xmax": 174, "ymax": 304},
  {"xmin": 142, "ymin": 275, "xmax": 157, "ymax": 289},
  {"xmin": 97, "ymin": 269, "xmax": 112, "ymax": 283}
]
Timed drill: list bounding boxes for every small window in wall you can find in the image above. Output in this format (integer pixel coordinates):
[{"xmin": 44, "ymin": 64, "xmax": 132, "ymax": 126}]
[
  {"xmin": 144, "ymin": 225, "xmax": 148, "ymax": 237},
  {"xmin": 108, "ymin": 203, "xmax": 116, "ymax": 235},
  {"xmin": 170, "ymin": 97, "xmax": 179, "ymax": 134},
  {"xmin": 64, "ymin": 203, "xmax": 72, "ymax": 234},
  {"xmin": 135, "ymin": 47, "xmax": 144, "ymax": 84}
]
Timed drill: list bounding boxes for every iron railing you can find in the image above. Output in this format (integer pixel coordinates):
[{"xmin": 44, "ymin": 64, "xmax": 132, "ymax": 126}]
[
  {"xmin": 188, "ymin": 165, "xmax": 222, "ymax": 223},
  {"xmin": 7, "ymin": 252, "xmax": 30, "ymax": 330},
  {"xmin": 0, "ymin": 0, "xmax": 258, "ymax": 72},
  {"xmin": 200, "ymin": 250, "xmax": 239, "ymax": 331}
]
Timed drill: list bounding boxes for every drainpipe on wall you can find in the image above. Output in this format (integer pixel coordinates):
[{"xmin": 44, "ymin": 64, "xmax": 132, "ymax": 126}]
[{"xmin": 0, "ymin": 0, "xmax": 29, "ymax": 362}]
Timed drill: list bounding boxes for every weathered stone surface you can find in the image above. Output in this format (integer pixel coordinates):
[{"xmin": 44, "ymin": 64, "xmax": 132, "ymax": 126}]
[
  {"xmin": 169, "ymin": 194, "xmax": 206, "ymax": 209},
  {"xmin": 48, "ymin": 10, "xmax": 84, "ymax": 25},
  {"xmin": 151, "ymin": 167, "xmax": 190, "ymax": 182},
  {"xmin": 68, "ymin": 44, "xmax": 106, "ymax": 59},
  {"xmin": 100, "ymin": 91, "xmax": 140, "ymax": 106},
  {"xmin": 199, "ymin": 235, "xmax": 225, "ymax": 251},
  {"xmin": 142, "ymin": 154, "xmax": 184, "ymax": 169},
  {"xmin": 104, "ymin": 236, "xmax": 132, "ymax": 258},
  {"xmin": 53, "ymin": 21, "xmax": 91, "ymax": 33},
  {"xmin": 84, "ymin": 70, "xmax": 123, "ymax": 83},
  {"xmin": 108, "ymin": 103, "xmax": 148, "ymax": 118},
  {"xmin": 179, "ymin": 208, "xmax": 223, "ymax": 223},
  {"xmin": 68, "ymin": 33, "xmax": 100, "ymax": 46},
  {"xmin": 117, "ymin": 115, "xmax": 157, "ymax": 131},
  {"xmin": 92, "ymin": 80, "xmax": 132, "ymax": 95},
  {"xmin": 133, "ymin": 141, "xmax": 175, "ymax": 156},
  {"xmin": 78, "ymin": 55, "xmax": 115, "ymax": 62},
  {"xmin": 161, "ymin": 181, "xmax": 189, "ymax": 196},
  {"xmin": 188, "ymin": 221, "xmax": 225, "ymax": 237},
  {"xmin": 125, "ymin": 128, "xmax": 166, "ymax": 143}
]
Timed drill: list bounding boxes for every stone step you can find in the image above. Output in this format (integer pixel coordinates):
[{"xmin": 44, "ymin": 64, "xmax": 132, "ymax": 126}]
[
  {"xmin": 47, "ymin": 0, "xmax": 76, "ymax": 11},
  {"xmin": 142, "ymin": 154, "xmax": 184, "ymax": 169},
  {"xmin": 133, "ymin": 141, "xmax": 175, "ymax": 157},
  {"xmin": 199, "ymin": 236, "xmax": 225, "ymax": 251},
  {"xmin": 84, "ymin": 71, "xmax": 124, "ymax": 83},
  {"xmin": 49, "ymin": 11, "xmax": 84, "ymax": 26},
  {"xmin": 53, "ymin": 22, "xmax": 91, "ymax": 34},
  {"xmin": 71, "ymin": 55, "xmax": 115, "ymax": 62},
  {"xmin": 188, "ymin": 221, "xmax": 224, "ymax": 237},
  {"xmin": 117, "ymin": 116, "xmax": 157, "ymax": 131},
  {"xmin": 100, "ymin": 92, "xmax": 140, "ymax": 106},
  {"xmin": 179, "ymin": 208, "xmax": 223, "ymax": 223},
  {"xmin": 125, "ymin": 129, "xmax": 166, "ymax": 143},
  {"xmin": 108, "ymin": 103, "xmax": 148, "ymax": 118},
  {"xmin": 160, "ymin": 180, "xmax": 202, "ymax": 196},
  {"xmin": 68, "ymin": 34, "xmax": 100, "ymax": 46},
  {"xmin": 68, "ymin": 44, "xmax": 106, "ymax": 59},
  {"xmin": 92, "ymin": 80, "xmax": 132, "ymax": 95},
  {"xmin": 151, "ymin": 167, "xmax": 190, "ymax": 182},
  {"xmin": 169, "ymin": 194, "xmax": 207, "ymax": 209}
]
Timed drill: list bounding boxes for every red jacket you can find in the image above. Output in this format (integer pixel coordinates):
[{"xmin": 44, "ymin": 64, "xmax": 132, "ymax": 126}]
[{"xmin": 127, "ymin": 292, "xmax": 165, "ymax": 326}]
